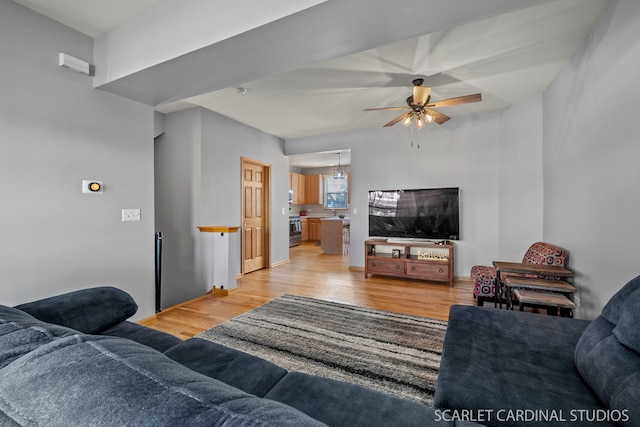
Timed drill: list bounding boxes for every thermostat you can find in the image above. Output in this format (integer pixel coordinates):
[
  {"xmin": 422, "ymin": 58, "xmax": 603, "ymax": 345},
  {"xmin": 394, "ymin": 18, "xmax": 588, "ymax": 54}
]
[{"xmin": 82, "ymin": 180, "xmax": 103, "ymax": 193}]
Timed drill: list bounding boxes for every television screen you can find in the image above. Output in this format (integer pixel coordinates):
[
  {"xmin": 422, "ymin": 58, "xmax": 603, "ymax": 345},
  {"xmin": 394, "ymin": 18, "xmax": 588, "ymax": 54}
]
[{"xmin": 368, "ymin": 187, "xmax": 459, "ymax": 240}]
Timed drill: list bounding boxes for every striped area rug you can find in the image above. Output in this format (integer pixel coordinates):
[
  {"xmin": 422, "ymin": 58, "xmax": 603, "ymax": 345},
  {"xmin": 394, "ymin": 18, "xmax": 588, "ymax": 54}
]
[{"xmin": 197, "ymin": 294, "xmax": 447, "ymax": 405}]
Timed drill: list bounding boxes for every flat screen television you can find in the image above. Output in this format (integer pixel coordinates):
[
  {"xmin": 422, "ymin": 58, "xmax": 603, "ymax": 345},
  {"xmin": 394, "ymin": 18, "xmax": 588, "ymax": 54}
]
[{"xmin": 368, "ymin": 187, "xmax": 459, "ymax": 240}]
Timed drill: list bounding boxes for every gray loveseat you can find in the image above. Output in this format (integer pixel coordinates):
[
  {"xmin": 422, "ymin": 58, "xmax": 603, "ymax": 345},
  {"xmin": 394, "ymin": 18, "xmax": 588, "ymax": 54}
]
[
  {"xmin": 2, "ymin": 286, "xmax": 478, "ymax": 427},
  {"xmin": 434, "ymin": 275, "xmax": 640, "ymax": 427}
]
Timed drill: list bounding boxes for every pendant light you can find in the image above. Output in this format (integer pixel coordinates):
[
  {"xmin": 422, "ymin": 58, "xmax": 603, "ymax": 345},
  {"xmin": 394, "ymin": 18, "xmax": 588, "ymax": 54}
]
[{"xmin": 333, "ymin": 153, "xmax": 346, "ymax": 179}]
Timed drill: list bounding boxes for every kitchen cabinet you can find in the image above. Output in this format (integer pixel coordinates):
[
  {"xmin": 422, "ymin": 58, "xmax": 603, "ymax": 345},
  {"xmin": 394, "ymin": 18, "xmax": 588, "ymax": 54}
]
[
  {"xmin": 301, "ymin": 217, "xmax": 309, "ymax": 241},
  {"xmin": 304, "ymin": 174, "xmax": 323, "ymax": 205},
  {"xmin": 289, "ymin": 172, "xmax": 306, "ymax": 204},
  {"xmin": 308, "ymin": 218, "xmax": 321, "ymax": 241}
]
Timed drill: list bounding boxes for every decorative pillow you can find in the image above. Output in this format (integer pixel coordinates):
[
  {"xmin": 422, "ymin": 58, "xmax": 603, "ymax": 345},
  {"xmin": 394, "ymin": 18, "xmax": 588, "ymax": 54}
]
[
  {"xmin": 15, "ymin": 286, "xmax": 138, "ymax": 334},
  {"xmin": 613, "ymin": 286, "xmax": 640, "ymax": 353},
  {"xmin": 521, "ymin": 242, "xmax": 568, "ymax": 266},
  {"xmin": 601, "ymin": 275, "xmax": 640, "ymax": 324}
]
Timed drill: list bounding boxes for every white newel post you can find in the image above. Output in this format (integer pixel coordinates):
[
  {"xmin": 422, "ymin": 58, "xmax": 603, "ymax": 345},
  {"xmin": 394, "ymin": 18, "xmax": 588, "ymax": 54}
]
[{"xmin": 197, "ymin": 226, "xmax": 240, "ymax": 295}]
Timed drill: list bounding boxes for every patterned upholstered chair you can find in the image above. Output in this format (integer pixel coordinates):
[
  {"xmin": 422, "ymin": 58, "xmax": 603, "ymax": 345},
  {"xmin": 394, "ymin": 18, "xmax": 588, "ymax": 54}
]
[{"xmin": 471, "ymin": 242, "xmax": 569, "ymax": 306}]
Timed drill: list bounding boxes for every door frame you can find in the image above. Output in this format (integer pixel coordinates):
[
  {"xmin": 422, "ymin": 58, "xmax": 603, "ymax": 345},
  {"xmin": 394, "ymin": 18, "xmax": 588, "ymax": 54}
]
[{"xmin": 241, "ymin": 157, "xmax": 271, "ymax": 275}]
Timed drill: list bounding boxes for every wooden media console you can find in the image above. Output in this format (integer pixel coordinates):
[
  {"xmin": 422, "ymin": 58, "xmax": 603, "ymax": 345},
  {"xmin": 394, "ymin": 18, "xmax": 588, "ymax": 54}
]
[{"xmin": 364, "ymin": 239, "xmax": 454, "ymax": 287}]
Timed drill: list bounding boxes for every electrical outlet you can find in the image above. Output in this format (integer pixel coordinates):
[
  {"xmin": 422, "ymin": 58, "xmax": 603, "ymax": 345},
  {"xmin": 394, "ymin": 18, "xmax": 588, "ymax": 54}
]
[
  {"xmin": 573, "ymin": 296, "xmax": 581, "ymax": 307},
  {"xmin": 122, "ymin": 209, "xmax": 141, "ymax": 222}
]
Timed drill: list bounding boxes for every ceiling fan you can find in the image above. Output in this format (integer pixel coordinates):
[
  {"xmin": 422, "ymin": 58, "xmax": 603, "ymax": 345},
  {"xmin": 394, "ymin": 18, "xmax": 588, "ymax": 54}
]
[{"xmin": 364, "ymin": 79, "xmax": 482, "ymax": 128}]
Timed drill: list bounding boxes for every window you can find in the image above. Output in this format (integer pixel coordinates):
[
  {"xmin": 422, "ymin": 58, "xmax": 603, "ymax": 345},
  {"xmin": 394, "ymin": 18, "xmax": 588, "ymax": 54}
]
[{"xmin": 324, "ymin": 175, "xmax": 349, "ymax": 209}]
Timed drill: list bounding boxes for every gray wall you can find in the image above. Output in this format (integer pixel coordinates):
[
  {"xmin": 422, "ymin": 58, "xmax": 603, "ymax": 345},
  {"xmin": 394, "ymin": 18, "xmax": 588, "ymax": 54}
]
[
  {"xmin": 155, "ymin": 108, "xmax": 289, "ymax": 309},
  {"xmin": 543, "ymin": 0, "xmax": 640, "ymax": 318},
  {"xmin": 285, "ymin": 100, "xmax": 545, "ymax": 282},
  {"xmin": 0, "ymin": 1, "xmax": 155, "ymax": 318},
  {"xmin": 154, "ymin": 109, "xmax": 203, "ymax": 309}
]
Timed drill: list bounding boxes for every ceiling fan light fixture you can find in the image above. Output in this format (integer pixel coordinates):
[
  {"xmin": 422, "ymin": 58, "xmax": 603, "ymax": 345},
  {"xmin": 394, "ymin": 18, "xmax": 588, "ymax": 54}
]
[
  {"xmin": 425, "ymin": 113, "xmax": 434, "ymax": 123},
  {"xmin": 415, "ymin": 114, "xmax": 426, "ymax": 129},
  {"xmin": 402, "ymin": 112, "xmax": 414, "ymax": 127}
]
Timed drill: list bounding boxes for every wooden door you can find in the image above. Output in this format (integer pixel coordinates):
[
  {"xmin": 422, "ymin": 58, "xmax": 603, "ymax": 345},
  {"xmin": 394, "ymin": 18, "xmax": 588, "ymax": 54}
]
[{"xmin": 242, "ymin": 159, "xmax": 270, "ymax": 274}]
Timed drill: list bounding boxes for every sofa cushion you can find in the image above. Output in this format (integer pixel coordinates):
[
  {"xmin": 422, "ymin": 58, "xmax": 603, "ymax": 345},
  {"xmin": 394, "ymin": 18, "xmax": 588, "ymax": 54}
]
[
  {"xmin": 434, "ymin": 305, "xmax": 603, "ymax": 427},
  {"xmin": 15, "ymin": 286, "xmax": 138, "ymax": 334},
  {"xmin": 101, "ymin": 320, "xmax": 181, "ymax": 352},
  {"xmin": 574, "ymin": 281, "xmax": 640, "ymax": 427},
  {"xmin": 573, "ymin": 315, "xmax": 639, "ymax": 427},
  {"xmin": 265, "ymin": 371, "xmax": 456, "ymax": 427},
  {"xmin": 165, "ymin": 338, "xmax": 288, "ymax": 397},
  {"xmin": 0, "ymin": 305, "xmax": 78, "ymax": 369},
  {"xmin": 0, "ymin": 307, "xmax": 326, "ymax": 426},
  {"xmin": 613, "ymin": 287, "xmax": 640, "ymax": 353},
  {"xmin": 601, "ymin": 275, "xmax": 640, "ymax": 324}
]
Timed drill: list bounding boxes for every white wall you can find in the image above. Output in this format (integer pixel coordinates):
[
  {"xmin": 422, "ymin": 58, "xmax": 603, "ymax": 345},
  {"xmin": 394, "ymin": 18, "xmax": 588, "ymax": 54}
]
[
  {"xmin": 155, "ymin": 108, "xmax": 289, "ymax": 309},
  {"xmin": 498, "ymin": 95, "xmax": 544, "ymax": 259},
  {"xmin": 543, "ymin": 0, "xmax": 640, "ymax": 318},
  {"xmin": 285, "ymin": 102, "xmax": 545, "ymax": 278},
  {"xmin": 0, "ymin": 1, "xmax": 155, "ymax": 317}
]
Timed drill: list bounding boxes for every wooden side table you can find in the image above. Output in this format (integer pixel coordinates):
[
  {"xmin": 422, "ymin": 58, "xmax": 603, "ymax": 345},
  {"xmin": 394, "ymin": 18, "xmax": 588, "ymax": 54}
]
[
  {"xmin": 492, "ymin": 261, "xmax": 573, "ymax": 309},
  {"xmin": 513, "ymin": 289, "xmax": 576, "ymax": 317}
]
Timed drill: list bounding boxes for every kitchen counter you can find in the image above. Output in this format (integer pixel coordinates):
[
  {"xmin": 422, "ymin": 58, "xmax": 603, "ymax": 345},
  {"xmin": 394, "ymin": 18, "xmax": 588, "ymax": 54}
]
[
  {"xmin": 320, "ymin": 218, "xmax": 350, "ymax": 255},
  {"xmin": 320, "ymin": 216, "xmax": 350, "ymax": 222}
]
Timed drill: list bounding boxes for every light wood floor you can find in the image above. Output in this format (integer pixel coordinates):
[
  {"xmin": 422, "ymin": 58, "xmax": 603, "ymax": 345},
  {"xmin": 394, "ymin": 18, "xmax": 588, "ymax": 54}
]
[{"xmin": 141, "ymin": 242, "xmax": 476, "ymax": 339}]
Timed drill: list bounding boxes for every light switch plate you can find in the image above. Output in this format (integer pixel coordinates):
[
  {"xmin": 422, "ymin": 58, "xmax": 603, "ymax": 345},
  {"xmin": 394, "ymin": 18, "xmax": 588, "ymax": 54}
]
[{"xmin": 122, "ymin": 209, "xmax": 141, "ymax": 222}]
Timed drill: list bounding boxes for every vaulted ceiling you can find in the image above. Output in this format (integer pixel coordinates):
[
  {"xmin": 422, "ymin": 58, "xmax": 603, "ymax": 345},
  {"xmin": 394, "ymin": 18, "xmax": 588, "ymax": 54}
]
[{"xmin": 14, "ymin": 0, "xmax": 613, "ymax": 167}]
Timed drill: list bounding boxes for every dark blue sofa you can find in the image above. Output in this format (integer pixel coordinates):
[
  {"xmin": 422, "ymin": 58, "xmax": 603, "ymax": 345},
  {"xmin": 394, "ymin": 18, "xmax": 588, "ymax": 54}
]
[
  {"xmin": 434, "ymin": 275, "xmax": 640, "ymax": 427},
  {"xmin": 2, "ymin": 286, "xmax": 477, "ymax": 427}
]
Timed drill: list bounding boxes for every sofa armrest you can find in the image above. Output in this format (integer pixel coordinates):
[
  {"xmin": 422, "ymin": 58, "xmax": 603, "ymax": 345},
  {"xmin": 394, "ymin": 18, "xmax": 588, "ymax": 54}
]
[{"xmin": 14, "ymin": 286, "xmax": 138, "ymax": 334}]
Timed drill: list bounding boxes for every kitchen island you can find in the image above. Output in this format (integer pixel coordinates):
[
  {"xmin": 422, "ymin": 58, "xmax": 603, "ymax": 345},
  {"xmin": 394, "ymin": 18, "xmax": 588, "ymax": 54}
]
[{"xmin": 320, "ymin": 217, "xmax": 350, "ymax": 255}]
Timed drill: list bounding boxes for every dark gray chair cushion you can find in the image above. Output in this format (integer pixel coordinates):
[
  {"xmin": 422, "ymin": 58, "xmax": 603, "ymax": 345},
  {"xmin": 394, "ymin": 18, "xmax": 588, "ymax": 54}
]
[
  {"xmin": 0, "ymin": 305, "xmax": 326, "ymax": 426},
  {"xmin": 434, "ymin": 305, "xmax": 603, "ymax": 427},
  {"xmin": 574, "ymin": 280, "xmax": 640, "ymax": 427},
  {"xmin": 601, "ymin": 275, "xmax": 640, "ymax": 324},
  {"xmin": 15, "ymin": 286, "xmax": 137, "ymax": 334},
  {"xmin": 613, "ymin": 285, "xmax": 640, "ymax": 353},
  {"xmin": 574, "ymin": 315, "xmax": 638, "ymax": 427},
  {"xmin": 265, "ymin": 371, "xmax": 455, "ymax": 427},
  {"xmin": 165, "ymin": 338, "xmax": 288, "ymax": 397}
]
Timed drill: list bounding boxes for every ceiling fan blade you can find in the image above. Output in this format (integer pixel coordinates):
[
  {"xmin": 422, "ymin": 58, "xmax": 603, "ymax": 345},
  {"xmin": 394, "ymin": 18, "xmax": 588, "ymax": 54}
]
[
  {"xmin": 413, "ymin": 86, "xmax": 431, "ymax": 106},
  {"xmin": 363, "ymin": 107, "xmax": 410, "ymax": 111},
  {"xmin": 383, "ymin": 112, "xmax": 411, "ymax": 127},
  {"xmin": 426, "ymin": 93, "xmax": 482, "ymax": 108},
  {"xmin": 425, "ymin": 108, "xmax": 450, "ymax": 125}
]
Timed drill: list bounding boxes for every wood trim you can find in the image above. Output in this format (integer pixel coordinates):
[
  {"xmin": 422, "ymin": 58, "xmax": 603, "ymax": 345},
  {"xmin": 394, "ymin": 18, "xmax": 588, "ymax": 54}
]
[
  {"xmin": 272, "ymin": 259, "xmax": 291, "ymax": 268},
  {"xmin": 136, "ymin": 289, "xmax": 215, "ymax": 325},
  {"xmin": 213, "ymin": 287, "xmax": 238, "ymax": 296},
  {"xmin": 197, "ymin": 226, "xmax": 240, "ymax": 233}
]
